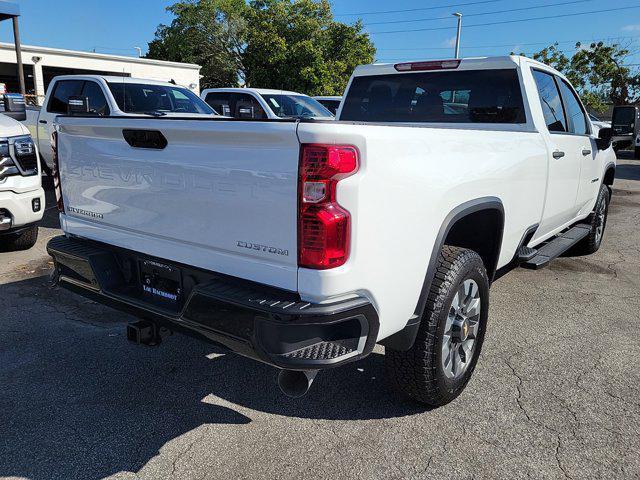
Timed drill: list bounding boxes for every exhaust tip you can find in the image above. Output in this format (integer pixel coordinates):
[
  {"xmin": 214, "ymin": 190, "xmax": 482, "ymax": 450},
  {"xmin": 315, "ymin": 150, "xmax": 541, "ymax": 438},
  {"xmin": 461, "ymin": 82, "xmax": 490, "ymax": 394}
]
[{"xmin": 277, "ymin": 369, "xmax": 318, "ymax": 398}]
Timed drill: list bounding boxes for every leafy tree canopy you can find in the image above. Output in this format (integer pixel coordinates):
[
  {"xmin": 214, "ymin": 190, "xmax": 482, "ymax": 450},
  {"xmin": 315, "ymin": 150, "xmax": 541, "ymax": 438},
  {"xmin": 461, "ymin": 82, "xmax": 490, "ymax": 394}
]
[
  {"xmin": 531, "ymin": 42, "xmax": 640, "ymax": 112},
  {"xmin": 147, "ymin": 0, "xmax": 375, "ymax": 95}
]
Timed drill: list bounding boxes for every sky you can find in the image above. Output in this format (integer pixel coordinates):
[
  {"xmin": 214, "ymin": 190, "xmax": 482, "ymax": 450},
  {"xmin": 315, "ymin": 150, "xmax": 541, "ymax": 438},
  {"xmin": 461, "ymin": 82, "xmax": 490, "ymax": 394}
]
[{"xmin": 1, "ymin": 0, "xmax": 639, "ymax": 66}]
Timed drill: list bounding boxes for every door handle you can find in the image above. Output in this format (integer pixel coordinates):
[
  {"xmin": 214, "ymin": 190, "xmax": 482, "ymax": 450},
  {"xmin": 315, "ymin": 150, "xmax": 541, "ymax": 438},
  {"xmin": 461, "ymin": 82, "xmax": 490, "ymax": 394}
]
[
  {"xmin": 552, "ymin": 151, "xmax": 565, "ymax": 159},
  {"xmin": 582, "ymin": 149, "xmax": 592, "ymax": 156},
  {"xmin": 38, "ymin": 120, "xmax": 47, "ymax": 124},
  {"xmin": 122, "ymin": 129, "xmax": 168, "ymax": 149}
]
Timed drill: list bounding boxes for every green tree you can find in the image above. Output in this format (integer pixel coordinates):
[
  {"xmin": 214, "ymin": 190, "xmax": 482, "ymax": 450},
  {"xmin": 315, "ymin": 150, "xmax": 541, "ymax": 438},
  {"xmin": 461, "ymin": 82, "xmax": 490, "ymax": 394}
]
[
  {"xmin": 147, "ymin": 0, "xmax": 376, "ymax": 95},
  {"xmin": 532, "ymin": 42, "xmax": 640, "ymax": 112},
  {"xmin": 242, "ymin": 0, "xmax": 375, "ymax": 95},
  {"xmin": 147, "ymin": 0, "xmax": 247, "ymax": 88}
]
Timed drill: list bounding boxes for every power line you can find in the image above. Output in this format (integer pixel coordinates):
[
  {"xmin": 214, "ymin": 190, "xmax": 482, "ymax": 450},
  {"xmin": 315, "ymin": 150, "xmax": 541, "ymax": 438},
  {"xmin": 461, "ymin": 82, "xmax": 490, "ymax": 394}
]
[
  {"xmin": 375, "ymin": 51, "xmax": 640, "ymax": 61},
  {"xmin": 369, "ymin": 5, "xmax": 640, "ymax": 35},
  {"xmin": 365, "ymin": 0, "xmax": 596, "ymax": 26},
  {"xmin": 334, "ymin": 0, "xmax": 502, "ymax": 17},
  {"xmin": 376, "ymin": 35, "xmax": 640, "ymax": 51}
]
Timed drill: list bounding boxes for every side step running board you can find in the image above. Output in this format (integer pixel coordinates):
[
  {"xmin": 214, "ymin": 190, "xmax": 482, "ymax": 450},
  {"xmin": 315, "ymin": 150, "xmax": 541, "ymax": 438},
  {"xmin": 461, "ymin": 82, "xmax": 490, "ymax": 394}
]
[{"xmin": 521, "ymin": 224, "xmax": 590, "ymax": 270}]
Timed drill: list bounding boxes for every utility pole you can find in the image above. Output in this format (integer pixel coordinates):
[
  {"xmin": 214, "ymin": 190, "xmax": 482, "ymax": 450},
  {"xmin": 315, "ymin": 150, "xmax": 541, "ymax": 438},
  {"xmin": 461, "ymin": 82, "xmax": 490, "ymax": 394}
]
[
  {"xmin": 12, "ymin": 16, "xmax": 25, "ymax": 96},
  {"xmin": 453, "ymin": 12, "xmax": 463, "ymax": 59}
]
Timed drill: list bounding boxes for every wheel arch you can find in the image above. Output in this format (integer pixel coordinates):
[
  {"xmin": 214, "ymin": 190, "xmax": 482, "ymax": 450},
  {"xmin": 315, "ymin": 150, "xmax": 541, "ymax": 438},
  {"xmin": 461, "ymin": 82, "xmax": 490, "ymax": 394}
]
[
  {"xmin": 380, "ymin": 197, "xmax": 504, "ymax": 351},
  {"xmin": 603, "ymin": 162, "xmax": 616, "ymax": 187}
]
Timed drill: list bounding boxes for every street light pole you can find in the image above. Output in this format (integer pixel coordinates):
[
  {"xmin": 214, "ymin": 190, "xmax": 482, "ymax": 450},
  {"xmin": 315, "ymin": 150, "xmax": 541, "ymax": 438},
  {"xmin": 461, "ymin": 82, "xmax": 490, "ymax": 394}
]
[
  {"xmin": 12, "ymin": 16, "xmax": 26, "ymax": 96},
  {"xmin": 453, "ymin": 12, "xmax": 463, "ymax": 59}
]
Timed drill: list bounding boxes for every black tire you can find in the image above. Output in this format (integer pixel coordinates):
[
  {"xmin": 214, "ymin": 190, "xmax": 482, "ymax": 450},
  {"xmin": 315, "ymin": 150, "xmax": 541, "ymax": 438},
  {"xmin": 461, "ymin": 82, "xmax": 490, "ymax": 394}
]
[
  {"xmin": 2, "ymin": 225, "xmax": 38, "ymax": 251},
  {"xmin": 572, "ymin": 184, "xmax": 610, "ymax": 255},
  {"xmin": 635, "ymin": 147, "xmax": 640, "ymax": 160},
  {"xmin": 385, "ymin": 246, "xmax": 489, "ymax": 407}
]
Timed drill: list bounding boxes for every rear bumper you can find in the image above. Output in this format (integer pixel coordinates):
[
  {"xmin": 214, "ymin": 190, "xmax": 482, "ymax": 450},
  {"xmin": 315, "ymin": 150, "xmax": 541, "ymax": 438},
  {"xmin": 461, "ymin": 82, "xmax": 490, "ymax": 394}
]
[{"xmin": 47, "ymin": 235, "xmax": 379, "ymax": 370}]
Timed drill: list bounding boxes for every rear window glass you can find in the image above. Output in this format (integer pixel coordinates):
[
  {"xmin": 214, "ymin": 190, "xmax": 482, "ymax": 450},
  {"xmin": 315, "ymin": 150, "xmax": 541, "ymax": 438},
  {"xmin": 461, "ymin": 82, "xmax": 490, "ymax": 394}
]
[
  {"xmin": 108, "ymin": 83, "xmax": 215, "ymax": 115},
  {"xmin": 340, "ymin": 69, "xmax": 526, "ymax": 124}
]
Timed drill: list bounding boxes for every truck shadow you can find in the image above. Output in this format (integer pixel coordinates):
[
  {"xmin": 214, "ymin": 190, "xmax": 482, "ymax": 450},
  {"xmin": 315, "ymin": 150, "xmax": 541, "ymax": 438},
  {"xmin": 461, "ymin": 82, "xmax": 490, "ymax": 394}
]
[
  {"xmin": 38, "ymin": 175, "xmax": 61, "ymax": 229},
  {"xmin": 0, "ymin": 275, "xmax": 423, "ymax": 480}
]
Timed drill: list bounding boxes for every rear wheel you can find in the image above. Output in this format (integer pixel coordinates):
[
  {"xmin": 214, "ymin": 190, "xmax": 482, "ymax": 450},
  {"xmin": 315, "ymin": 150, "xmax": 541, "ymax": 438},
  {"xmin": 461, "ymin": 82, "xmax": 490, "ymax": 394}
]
[
  {"xmin": 635, "ymin": 147, "xmax": 640, "ymax": 160},
  {"xmin": 573, "ymin": 184, "xmax": 610, "ymax": 255},
  {"xmin": 1, "ymin": 225, "xmax": 38, "ymax": 251},
  {"xmin": 385, "ymin": 246, "xmax": 489, "ymax": 406}
]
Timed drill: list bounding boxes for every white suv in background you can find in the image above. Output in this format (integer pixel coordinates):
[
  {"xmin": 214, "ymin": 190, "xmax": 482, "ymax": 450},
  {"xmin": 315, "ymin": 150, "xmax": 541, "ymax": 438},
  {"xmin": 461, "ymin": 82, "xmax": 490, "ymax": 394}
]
[
  {"xmin": 201, "ymin": 88, "xmax": 334, "ymax": 120},
  {"xmin": 0, "ymin": 113, "xmax": 44, "ymax": 251}
]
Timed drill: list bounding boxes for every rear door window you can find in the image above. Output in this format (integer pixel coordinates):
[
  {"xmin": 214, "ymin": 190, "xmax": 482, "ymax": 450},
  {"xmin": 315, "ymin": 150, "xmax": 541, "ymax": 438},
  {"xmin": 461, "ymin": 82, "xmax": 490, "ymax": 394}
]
[
  {"xmin": 204, "ymin": 92, "xmax": 233, "ymax": 116},
  {"xmin": 233, "ymin": 93, "xmax": 266, "ymax": 119},
  {"xmin": 532, "ymin": 70, "xmax": 567, "ymax": 133},
  {"xmin": 340, "ymin": 69, "xmax": 526, "ymax": 123},
  {"xmin": 47, "ymin": 80, "xmax": 84, "ymax": 114}
]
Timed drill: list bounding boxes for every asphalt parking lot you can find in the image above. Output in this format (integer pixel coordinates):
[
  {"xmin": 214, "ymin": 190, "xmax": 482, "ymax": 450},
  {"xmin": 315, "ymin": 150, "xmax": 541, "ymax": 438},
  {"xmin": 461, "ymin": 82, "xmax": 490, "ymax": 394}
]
[{"xmin": 1, "ymin": 156, "xmax": 639, "ymax": 480}]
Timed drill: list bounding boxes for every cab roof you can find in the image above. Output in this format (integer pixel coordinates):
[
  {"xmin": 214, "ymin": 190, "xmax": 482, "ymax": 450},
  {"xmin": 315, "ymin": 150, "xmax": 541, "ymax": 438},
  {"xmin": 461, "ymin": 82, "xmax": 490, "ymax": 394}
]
[
  {"xmin": 51, "ymin": 75, "xmax": 184, "ymax": 87},
  {"xmin": 353, "ymin": 55, "xmax": 532, "ymax": 77},
  {"xmin": 202, "ymin": 87, "xmax": 307, "ymax": 96}
]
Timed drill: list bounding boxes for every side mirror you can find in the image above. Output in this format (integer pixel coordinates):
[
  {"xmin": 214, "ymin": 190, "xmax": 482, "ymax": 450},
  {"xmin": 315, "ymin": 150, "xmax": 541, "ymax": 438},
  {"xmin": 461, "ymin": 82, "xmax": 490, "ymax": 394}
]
[
  {"xmin": 67, "ymin": 95, "xmax": 90, "ymax": 115},
  {"xmin": 596, "ymin": 127, "xmax": 613, "ymax": 150},
  {"xmin": 2, "ymin": 93, "xmax": 26, "ymax": 121}
]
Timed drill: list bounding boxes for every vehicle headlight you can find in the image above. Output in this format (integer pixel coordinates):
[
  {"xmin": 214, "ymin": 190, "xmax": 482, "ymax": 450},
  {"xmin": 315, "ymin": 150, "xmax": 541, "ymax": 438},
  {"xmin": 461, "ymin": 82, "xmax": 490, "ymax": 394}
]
[
  {"xmin": 8, "ymin": 135, "xmax": 38, "ymax": 177},
  {"xmin": 0, "ymin": 139, "xmax": 19, "ymax": 181}
]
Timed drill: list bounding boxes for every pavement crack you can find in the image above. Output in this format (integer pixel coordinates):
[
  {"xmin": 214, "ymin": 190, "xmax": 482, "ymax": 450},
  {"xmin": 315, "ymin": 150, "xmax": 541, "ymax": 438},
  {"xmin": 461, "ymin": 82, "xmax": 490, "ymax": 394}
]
[
  {"xmin": 504, "ymin": 355, "xmax": 532, "ymax": 422},
  {"xmin": 504, "ymin": 355, "xmax": 573, "ymax": 479},
  {"xmin": 170, "ymin": 430, "xmax": 206, "ymax": 477}
]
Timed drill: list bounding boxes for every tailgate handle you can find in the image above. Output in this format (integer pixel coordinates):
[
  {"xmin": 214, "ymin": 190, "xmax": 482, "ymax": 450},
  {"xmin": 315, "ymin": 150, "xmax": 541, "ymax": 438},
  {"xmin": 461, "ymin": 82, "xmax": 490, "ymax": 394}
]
[{"xmin": 122, "ymin": 129, "xmax": 168, "ymax": 150}]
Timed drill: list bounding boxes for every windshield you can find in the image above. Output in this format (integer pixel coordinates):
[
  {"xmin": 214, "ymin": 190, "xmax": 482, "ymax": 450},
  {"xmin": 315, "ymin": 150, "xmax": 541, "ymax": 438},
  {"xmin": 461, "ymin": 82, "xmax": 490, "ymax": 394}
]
[
  {"xmin": 108, "ymin": 83, "xmax": 216, "ymax": 115},
  {"xmin": 589, "ymin": 113, "xmax": 601, "ymax": 122},
  {"xmin": 261, "ymin": 94, "xmax": 333, "ymax": 119}
]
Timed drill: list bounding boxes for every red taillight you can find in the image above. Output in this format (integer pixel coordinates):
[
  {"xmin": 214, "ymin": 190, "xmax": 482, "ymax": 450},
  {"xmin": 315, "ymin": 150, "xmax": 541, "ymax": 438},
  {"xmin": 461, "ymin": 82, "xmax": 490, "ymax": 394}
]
[
  {"xmin": 298, "ymin": 144, "xmax": 358, "ymax": 269},
  {"xmin": 51, "ymin": 130, "xmax": 64, "ymax": 213},
  {"xmin": 394, "ymin": 60, "xmax": 461, "ymax": 72}
]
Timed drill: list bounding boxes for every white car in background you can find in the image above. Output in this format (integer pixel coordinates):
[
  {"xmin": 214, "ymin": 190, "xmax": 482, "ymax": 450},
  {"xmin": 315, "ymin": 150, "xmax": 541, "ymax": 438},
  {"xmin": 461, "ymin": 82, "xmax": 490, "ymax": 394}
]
[
  {"xmin": 313, "ymin": 95, "xmax": 342, "ymax": 115},
  {"xmin": 201, "ymin": 88, "xmax": 334, "ymax": 120},
  {"xmin": 589, "ymin": 113, "xmax": 611, "ymax": 131},
  {"xmin": 0, "ymin": 99, "xmax": 44, "ymax": 251},
  {"xmin": 24, "ymin": 75, "xmax": 218, "ymax": 172}
]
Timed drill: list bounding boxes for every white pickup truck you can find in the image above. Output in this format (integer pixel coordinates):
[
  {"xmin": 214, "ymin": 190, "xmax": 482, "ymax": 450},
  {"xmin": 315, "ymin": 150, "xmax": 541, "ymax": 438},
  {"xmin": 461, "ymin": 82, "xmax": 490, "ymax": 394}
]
[
  {"xmin": 24, "ymin": 75, "xmax": 217, "ymax": 172},
  {"xmin": 0, "ymin": 96, "xmax": 44, "ymax": 251},
  {"xmin": 47, "ymin": 56, "xmax": 616, "ymax": 406},
  {"xmin": 201, "ymin": 87, "xmax": 334, "ymax": 120}
]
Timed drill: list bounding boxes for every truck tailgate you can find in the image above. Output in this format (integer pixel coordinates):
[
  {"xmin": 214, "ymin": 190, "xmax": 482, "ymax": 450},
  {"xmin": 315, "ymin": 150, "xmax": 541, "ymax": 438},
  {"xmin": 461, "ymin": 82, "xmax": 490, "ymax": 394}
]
[{"xmin": 56, "ymin": 117, "xmax": 300, "ymax": 291}]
